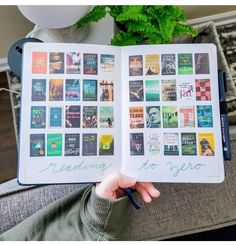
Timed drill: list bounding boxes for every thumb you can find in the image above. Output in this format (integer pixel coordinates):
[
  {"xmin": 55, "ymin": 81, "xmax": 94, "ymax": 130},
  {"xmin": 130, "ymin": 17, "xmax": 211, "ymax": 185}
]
[{"xmin": 118, "ymin": 173, "xmax": 136, "ymax": 189}]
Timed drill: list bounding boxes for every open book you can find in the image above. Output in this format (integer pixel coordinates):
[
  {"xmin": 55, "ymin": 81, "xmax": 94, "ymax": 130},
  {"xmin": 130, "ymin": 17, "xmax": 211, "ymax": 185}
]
[{"xmin": 18, "ymin": 42, "xmax": 225, "ymax": 184}]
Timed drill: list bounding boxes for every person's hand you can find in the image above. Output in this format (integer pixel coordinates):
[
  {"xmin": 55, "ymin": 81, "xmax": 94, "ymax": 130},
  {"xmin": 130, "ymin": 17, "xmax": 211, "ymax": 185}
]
[{"xmin": 95, "ymin": 172, "xmax": 160, "ymax": 203}]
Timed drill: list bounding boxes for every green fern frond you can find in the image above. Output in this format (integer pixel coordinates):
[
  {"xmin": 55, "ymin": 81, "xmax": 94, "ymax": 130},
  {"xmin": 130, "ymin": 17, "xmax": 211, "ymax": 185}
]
[
  {"xmin": 111, "ymin": 31, "xmax": 141, "ymax": 46},
  {"xmin": 75, "ymin": 6, "xmax": 106, "ymax": 29},
  {"xmin": 126, "ymin": 22, "xmax": 158, "ymax": 35},
  {"xmin": 116, "ymin": 6, "xmax": 147, "ymax": 22}
]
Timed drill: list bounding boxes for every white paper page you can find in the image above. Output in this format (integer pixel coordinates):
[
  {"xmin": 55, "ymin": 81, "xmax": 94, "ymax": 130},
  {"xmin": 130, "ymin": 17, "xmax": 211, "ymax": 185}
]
[
  {"xmin": 121, "ymin": 44, "xmax": 225, "ymax": 183},
  {"xmin": 18, "ymin": 43, "xmax": 122, "ymax": 184}
]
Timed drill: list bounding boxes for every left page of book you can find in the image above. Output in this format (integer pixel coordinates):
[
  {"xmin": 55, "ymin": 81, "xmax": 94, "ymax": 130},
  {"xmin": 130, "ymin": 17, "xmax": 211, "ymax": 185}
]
[{"xmin": 18, "ymin": 43, "xmax": 122, "ymax": 184}]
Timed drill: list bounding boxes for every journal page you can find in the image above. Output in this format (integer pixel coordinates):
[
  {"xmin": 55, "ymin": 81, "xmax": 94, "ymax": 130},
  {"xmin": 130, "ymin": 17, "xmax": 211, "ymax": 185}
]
[
  {"xmin": 18, "ymin": 43, "xmax": 122, "ymax": 184},
  {"xmin": 120, "ymin": 44, "xmax": 225, "ymax": 183}
]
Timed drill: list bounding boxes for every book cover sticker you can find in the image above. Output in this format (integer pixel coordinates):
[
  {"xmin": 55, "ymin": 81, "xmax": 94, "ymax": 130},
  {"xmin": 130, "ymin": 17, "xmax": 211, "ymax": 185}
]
[
  {"xmin": 197, "ymin": 105, "xmax": 213, "ymax": 127},
  {"xmin": 65, "ymin": 79, "xmax": 80, "ymax": 101},
  {"xmin": 130, "ymin": 133, "xmax": 144, "ymax": 156},
  {"xmin": 146, "ymin": 106, "xmax": 161, "ymax": 128},
  {"xmin": 129, "ymin": 55, "xmax": 143, "ymax": 76},
  {"xmin": 65, "ymin": 105, "xmax": 81, "ymax": 128},
  {"xmin": 162, "ymin": 106, "xmax": 178, "ymax": 128},
  {"xmin": 129, "ymin": 80, "xmax": 144, "ymax": 102},
  {"xmin": 100, "ymin": 106, "xmax": 114, "ymax": 128},
  {"xmin": 145, "ymin": 80, "xmax": 160, "ymax": 101},
  {"xmin": 161, "ymin": 54, "xmax": 176, "ymax": 75},
  {"xmin": 198, "ymin": 133, "xmax": 215, "ymax": 156},
  {"xmin": 82, "ymin": 133, "xmax": 97, "ymax": 156},
  {"xmin": 32, "ymin": 52, "xmax": 47, "ymax": 74},
  {"xmin": 31, "ymin": 106, "xmax": 46, "ymax": 128},
  {"xmin": 49, "ymin": 52, "xmax": 64, "ymax": 74},
  {"xmin": 129, "ymin": 106, "xmax": 144, "ymax": 128},
  {"xmin": 195, "ymin": 53, "xmax": 210, "ymax": 74},
  {"xmin": 83, "ymin": 53, "xmax": 98, "ymax": 75},
  {"xmin": 181, "ymin": 133, "xmax": 197, "ymax": 155},
  {"xmin": 195, "ymin": 79, "xmax": 211, "ymax": 101},
  {"xmin": 82, "ymin": 106, "xmax": 98, "ymax": 128},
  {"xmin": 66, "ymin": 52, "xmax": 81, "ymax": 74},
  {"xmin": 49, "ymin": 79, "xmax": 63, "ymax": 101},
  {"xmin": 30, "ymin": 134, "xmax": 45, "ymax": 157},
  {"xmin": 83, "ymin": 79, "xmax": 97, "ymax": 101},
  {"xmin": 145, "ymin": 54, "xmax": 160, "ymax": 75},
  {"xmin": 32, "ymin": 79, "xmax": 46, "ymax": 101},
  {"xmin": 147, "ymin": 133, "xmax": 161, "ymax": 156},
  {"xmin": 65, "ymin": 134, "xmax": 80, "ymax": 156},
  {"xmin": 49, "ymin": 107, "xmax": 63, "ymax": 127},
  {"xmin": 100, "ymin": 54, "xmax": 115, "ymax": 73},
  {"xmin": 179, "ymin": 106, "xmax": 195, "ymax": 128},
  {"xmin": 178, "ymin": 53, "xmax": 193, "ymax": 75},
  {"xmin": 47, "ymin": 134, "xmax": 62, "ymax": 156},
  {"xmin": 99, "ymin": 134, "xmax": 114, "ymax": 155},
  {"xmin": 163, "ymin": 133, "xmax": 179, "ymax": 155},
  {"xmin": 100, "ymin": 80, "xmax": 114, "ymax": 101},
  {"xmin": 162, "ymin": 80, "xmax": 177, "ymax": 101},
  {"xmin": 179, "ymin": 81, "xmax": 194, "ymax": 101}
]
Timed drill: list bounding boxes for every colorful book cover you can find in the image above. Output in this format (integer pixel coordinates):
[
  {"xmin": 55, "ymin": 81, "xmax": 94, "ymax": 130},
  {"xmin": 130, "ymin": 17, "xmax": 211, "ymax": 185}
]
[
  {"xmin": 47, "ymin": 134, "xmax": 62, "ymax": 156},
  {"xmin": 31, "ymin": 106, "xmax": 46, "ymax": 128},
  {"xmin": 179, "ymin": 106, "xmax": 195, "ymax": 128},
  {"xmin": 100, "ymin": 106, "xmax": 114, "ymax": 128},
  {"xmin": 195, "ymin": 53, "xmax": 210, "ymax": 74},
  {"xmin": 65, "ymin": 79, "xmax": 80, "ymax": 101},
  {"xmin": 178, "ymin": 53, "xmax": 193, "ymax": 75},
  {"xmin": 49, "ymin": 52, "xmax": 64, "ymax": 74},
  {"xmin": 64, "ymin": 134, "xmax": 80, "ymax": 156},
  {"xmin": 163, "ymin": 133, "xmax": 179, "ymax": 155},
  {"xmin": 130, "ymin": 133, "xmax": 144, "ymax": 156},
  {"xmin": 129, "ymin": 55, "xmax": 143, "ymax": 76},
  {"xmin": 66, "ymin": 52, "xmax": 81, "ymax": 74},
  {"xmin": 198, "ymin": 133, "xmax": 215, "ymax": 156},
  {"xmin": 129, "ymin": 80, "xmax": 144, "ymax": 102},
  {"xmin": 82, "ymin": 106, "xmax": 98, "ymax": 128},
  {"xmin": 179, "ymin": 81, "xmax": 194, "ymax": 101},
  {"xmin": 162, "ymin": 80, "xmax": 177, "ymax": 101},
  {"xmin": 145, "ymin": 54, "xmax": 160, "ymax": 75},
  {"xmin": 195, "ymin": 79, "xmax": 211, "ymax": 101},
  {"xmin": 100, "ymin": 80, "xmax": 114, "ymax": 101},
  {"xmin": 145, "ymin": 80, "xmax": 160, "ymax": 101},
  {"xmin": 32, "ymin": 79, "xmax": 46, "ymax": 101},
  {"xmin": 65, "ymin": 105, "xmax": 81, "ymax": 128},
  {"xmin": 32, "ymin": 52, "xmax": 47, "ymax": 74},
  {"xmin": 146, "ymin": 106, "xmax": 161, "ymax": 128},
  {"xmin": 181, "ymin": 133, "xmax": 197, "ymax": 155},
  {"xmin": 83, "ymin": 53, "xmax": 98, "ymax": 75},
  {"xmin": 99, "ymin": 134, "xmax": 114, "ymax": 155},
  {"xmin": 49, "ymin": 79, "xmax": 63, "ymax": 101},
  {"xmin": 147, "ymin": 133, "xmax": 161, "ymax": 156},
  {"xmin": 30, "ymin": 134, "xmax": 45, "ymax": 157},
  {"xmin": 100, "ymin": 54, "xmax": 115, "ymax": 73},
  {"xmin": 161, "ymin": 54, "xmax": 176, "ymax": 75},
  {"xmin": 197, "ymin": 105, "xmax": 213, "ymax": 127},
  {"xmin": 82, "ymin": 133, "xmax": 97, "ymax": 156},
  {"xmin": 162, "ymin": 106, "xmax": 178, "ymax": 128},
  {"xmin": 83, "ymin": 79, "xmax": 97, "ymax": 101},
  {"xmin": 49, "ymin": 107, "xmax": 63, "ymax": 127},
  {"xmin": 129, "ymin": 106, "xmax": 144, "ymax": 128}
]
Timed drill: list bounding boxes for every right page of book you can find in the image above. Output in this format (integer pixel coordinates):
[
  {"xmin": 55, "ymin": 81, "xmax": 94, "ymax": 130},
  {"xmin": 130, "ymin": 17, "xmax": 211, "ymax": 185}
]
[{"xmin": 120, "ymin": 44, "xmax": 225, "ymax": 183}]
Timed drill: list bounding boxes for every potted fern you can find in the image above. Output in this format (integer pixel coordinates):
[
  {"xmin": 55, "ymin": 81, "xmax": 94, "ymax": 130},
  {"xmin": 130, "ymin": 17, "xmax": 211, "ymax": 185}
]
[{"xmin": 75, "ymin": 6, "xmax": 198, "ymax": 46}]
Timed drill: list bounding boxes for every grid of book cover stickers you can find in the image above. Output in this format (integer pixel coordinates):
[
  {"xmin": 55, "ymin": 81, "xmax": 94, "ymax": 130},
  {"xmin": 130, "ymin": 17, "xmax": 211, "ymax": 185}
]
[
  {"xmin": 126, "ymin": 51, "xmax": 217, "ymax": 158},
  {"xmin": 28, "ymin": 49, "xmax": 117, "ymax": 158}
]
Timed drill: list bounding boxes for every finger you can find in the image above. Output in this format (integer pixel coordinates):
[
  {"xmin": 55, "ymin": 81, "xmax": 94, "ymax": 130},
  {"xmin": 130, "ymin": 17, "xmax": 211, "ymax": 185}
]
[
  {"xmin": 139, "ymin": 182, "xmax": 160, "ymax": 198},
  {"xmin": 135, "ymin": 184, "xmax": 152, "ymax": 203},
  {"xmin": 118, "ymin": 173, "xmax": 136, "ymax": 189}
]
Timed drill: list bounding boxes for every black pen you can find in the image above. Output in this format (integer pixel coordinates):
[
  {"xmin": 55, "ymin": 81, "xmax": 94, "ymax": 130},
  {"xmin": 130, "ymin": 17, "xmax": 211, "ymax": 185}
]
[{"xmin": 218, "ymin": 70, "xmax": 231, "ymax": 161}]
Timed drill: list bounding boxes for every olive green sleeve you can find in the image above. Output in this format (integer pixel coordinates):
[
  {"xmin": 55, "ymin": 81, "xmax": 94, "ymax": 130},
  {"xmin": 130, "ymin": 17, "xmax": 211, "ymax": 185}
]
[{"xmin": 0, "ymin": 184, "xmax": 131, "ymax": 241}]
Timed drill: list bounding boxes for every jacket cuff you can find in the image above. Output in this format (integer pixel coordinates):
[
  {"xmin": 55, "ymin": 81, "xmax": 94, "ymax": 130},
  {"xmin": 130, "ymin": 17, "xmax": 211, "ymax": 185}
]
[{"xmin": 84, "ymin": 187, "xmax": 131, "ymax": 240}]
